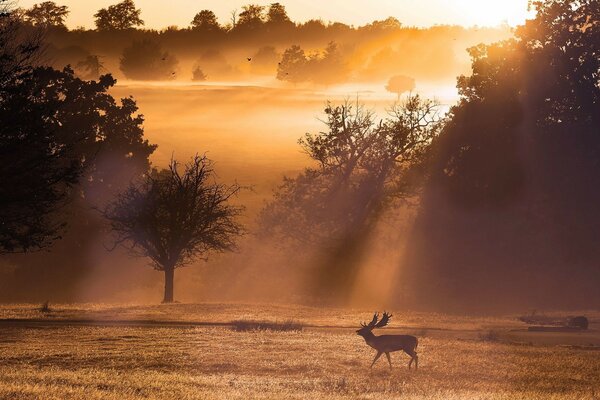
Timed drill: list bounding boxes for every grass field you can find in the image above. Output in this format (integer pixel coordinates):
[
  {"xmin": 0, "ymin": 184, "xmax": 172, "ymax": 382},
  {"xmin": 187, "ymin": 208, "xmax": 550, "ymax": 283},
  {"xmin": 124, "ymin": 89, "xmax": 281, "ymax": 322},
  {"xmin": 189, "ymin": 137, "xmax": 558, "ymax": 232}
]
[{"xmin": 0, "ymin": 304, "xmax": 599, "ymax": 399}]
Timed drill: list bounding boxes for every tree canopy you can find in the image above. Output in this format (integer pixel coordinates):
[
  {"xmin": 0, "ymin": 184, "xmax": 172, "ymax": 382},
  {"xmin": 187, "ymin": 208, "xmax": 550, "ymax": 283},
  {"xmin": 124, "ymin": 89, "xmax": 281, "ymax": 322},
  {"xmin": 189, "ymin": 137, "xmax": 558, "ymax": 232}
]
[
  {"xmin": 94, "ymin": 0, "xmax": 144, "ymax": 31},
  {"xmin": 190, "ymin": 9, "xmax": 221, "ymax": 31},
  {"xmin": 403, "ymin": 0, "xmax": 600, "ymax": 311},
  {"xmin": 0, "ymin": 66, "xmax": 155, "ymax": 253},
  {"xmin": 24, "ymin": 1, "xmax": 69, "ymax": 28}
]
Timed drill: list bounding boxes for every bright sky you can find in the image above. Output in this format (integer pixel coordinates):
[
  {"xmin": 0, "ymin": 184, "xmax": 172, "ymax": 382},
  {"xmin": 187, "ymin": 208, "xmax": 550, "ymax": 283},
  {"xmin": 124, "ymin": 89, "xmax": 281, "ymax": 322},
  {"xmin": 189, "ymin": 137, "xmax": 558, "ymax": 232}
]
[{"xmin": 16, "ymin": 0, "xmax": 532, "ymax": 29}]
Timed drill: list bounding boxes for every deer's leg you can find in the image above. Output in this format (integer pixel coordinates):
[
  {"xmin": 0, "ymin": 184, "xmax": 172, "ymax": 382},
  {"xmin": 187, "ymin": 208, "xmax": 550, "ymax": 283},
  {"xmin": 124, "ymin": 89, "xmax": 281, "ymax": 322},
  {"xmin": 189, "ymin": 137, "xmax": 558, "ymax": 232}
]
[
  {"xmin": 370, "ymin": 351, "xmax": 382, "ymax": 368},
  {"xmin": 405, "ymin": 349, "xmax": 418, "ymax": 370},
  {"xmin": 385, "ymin": 352, "xmax": 392, "ymax": 369}
]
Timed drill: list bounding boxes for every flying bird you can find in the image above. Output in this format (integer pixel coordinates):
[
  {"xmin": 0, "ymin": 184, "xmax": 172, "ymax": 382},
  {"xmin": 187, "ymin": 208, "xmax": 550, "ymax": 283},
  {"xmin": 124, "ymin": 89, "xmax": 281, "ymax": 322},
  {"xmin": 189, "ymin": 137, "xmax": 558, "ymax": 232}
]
[{"xmin": 247, "ymin": 57, "xmax": 252, "ymax": 62}]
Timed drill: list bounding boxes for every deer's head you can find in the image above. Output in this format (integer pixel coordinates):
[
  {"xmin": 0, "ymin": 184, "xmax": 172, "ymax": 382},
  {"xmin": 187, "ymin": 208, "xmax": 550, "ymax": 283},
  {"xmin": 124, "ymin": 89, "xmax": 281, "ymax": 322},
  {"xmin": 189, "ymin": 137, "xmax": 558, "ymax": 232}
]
[{"xmin": 356, "ymin": 311, "xmax": 392, "ymax": 337}]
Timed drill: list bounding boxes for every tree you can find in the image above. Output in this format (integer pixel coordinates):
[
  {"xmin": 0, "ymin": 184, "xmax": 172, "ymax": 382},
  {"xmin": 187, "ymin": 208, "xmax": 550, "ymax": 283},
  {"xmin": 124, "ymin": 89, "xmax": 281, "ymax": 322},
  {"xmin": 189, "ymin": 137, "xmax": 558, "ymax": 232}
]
[
  {"xmin": 266, "ymin": 3, "xmax": 292, "ymax": 27},
  {"xmin": 259, "ymin": 96, "xmax": 442, "ymax": 299},
  {"xmin": 120, "ymin": 39, "xmax": 178, "ymax": 80},
  {"xmin": 190, "ymin": 9, "xmax": 220, "ymax": 31},
  {"xmin": 0, "ymin": 66, "xmax": 155, "ymax": 253},
  {"xmin": 310, "ymin": 41, "xmax": 348, "ymax": 84},
  {"xmin": 236, "ymin": 4, "xmax": 265, "ymax": 31},
  {"xmin": 385, "ymin": 75, "xmax": 416, "ymax": 98},
  {"xmin": 75, "ymin": 54, "xmax": 103, "ymax": 79},
  {"xmin": 276, "ymin": 45, "xmax": 307, "ymax": 83},
  {"xmin": 94, "ymin": 0, "xmax": 143, "ymax": 31},
  {"xmin": 0, "ymin": 0, "xmax": 43, "ymax": 87},
  {"xmin": 191, "ymin": 66, "xmax": 207, "ymax": 81},
  {"xmin": 402, "ymin": 0, "xmax": 600, "ymax": 311},
  {"xmin": 24, "ymin": 1, "xmax": 68, "ymax": 28},
  {"xmin": 104, "ymin": 155, "xmax": 244, "ymax": 303}
]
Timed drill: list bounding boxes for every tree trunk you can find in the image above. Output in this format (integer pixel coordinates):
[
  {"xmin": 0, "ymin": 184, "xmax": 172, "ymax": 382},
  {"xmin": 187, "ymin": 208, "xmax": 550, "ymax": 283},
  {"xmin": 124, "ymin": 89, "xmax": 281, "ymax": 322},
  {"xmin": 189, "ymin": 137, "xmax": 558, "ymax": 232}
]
[{"xmin": 163, "ymin": 266, "xmax": 175, "ymax": 303}]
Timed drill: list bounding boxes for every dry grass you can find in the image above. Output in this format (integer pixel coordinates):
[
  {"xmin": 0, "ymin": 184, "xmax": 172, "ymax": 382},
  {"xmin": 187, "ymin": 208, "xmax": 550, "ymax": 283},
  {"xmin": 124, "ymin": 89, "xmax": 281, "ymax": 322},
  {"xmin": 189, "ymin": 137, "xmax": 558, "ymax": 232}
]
[{"xmin": 0, "ymin": 304, "xmax": 599, "ymax": 399}]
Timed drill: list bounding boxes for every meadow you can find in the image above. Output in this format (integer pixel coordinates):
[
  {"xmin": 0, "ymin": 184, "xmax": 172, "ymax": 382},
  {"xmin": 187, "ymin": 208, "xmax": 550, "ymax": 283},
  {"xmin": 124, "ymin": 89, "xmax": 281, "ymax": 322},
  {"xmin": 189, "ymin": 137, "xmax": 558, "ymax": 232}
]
[{"xmin": 0, "ymin": 304, "xmax": 599, "ymax": 399}]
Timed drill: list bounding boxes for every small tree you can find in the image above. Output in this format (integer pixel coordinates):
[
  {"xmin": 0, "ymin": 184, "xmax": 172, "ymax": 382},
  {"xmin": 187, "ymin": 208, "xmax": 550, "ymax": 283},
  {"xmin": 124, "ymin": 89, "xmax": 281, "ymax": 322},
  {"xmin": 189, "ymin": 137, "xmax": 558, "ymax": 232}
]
[
  {"xmin": 94, "ymin": 0, "xmax": 143, "ymax": 31},
  {"xmin": 235, "ymin": 4, "xmax": 265, "ymax": 31},
  {"xmin": 277, "ymin": 45, "xmax": 307, "ymax": 83},
  {"xmin": 104, "ymin": 155, "xmax": 244, "ymax": 303},
  {"xmin": 24, "ymin": 1, "xmax": 69, "ymax": 28},
  {"xmin": 385, "ymin": 75, "xmax": 416, "ymax": 99}
]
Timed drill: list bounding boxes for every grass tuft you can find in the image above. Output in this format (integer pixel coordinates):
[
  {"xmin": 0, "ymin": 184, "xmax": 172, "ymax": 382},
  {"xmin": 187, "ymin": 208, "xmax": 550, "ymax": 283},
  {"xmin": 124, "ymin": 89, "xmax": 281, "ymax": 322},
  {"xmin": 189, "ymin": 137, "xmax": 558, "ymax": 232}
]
[{"xmin": 231, "ymin": 319, "xmax": 303, "ymax": 332}]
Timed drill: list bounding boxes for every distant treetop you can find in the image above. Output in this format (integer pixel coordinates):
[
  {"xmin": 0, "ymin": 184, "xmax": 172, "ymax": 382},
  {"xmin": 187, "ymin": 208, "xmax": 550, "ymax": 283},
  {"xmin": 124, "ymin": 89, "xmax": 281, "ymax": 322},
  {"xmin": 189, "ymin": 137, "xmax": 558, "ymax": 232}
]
[
  {"xmin": 24, "ymin": 1, "xmax": 69, "ymax": 28},
  {"xmin": 94, "ymin": 0, "xmax": 144, "ymax": 31}
]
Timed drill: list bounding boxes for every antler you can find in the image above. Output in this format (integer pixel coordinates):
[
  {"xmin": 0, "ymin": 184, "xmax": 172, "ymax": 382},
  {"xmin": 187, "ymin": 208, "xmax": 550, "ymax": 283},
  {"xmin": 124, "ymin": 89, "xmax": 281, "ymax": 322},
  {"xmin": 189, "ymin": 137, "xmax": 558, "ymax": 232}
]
[
  {"xmin": 360, "ymin": 313, "xmax": 379, "ymax": 328},
  {"xmin": 374, "ymin": 311, "xmax": 392, "ymax": 328}
]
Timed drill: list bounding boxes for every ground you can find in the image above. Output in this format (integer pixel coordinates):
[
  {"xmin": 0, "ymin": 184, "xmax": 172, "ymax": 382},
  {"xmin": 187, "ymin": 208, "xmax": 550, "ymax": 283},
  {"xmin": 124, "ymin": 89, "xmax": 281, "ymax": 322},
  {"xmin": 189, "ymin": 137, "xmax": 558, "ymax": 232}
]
[{"xmin": 0, "ymin": 304, "xmax": 599, "ymax": 399}]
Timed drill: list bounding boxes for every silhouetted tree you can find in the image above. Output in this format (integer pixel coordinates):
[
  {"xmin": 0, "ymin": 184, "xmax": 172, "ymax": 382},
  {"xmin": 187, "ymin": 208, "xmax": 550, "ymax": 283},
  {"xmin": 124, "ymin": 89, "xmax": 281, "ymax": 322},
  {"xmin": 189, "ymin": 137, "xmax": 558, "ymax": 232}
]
[
  {"xmin": 94, "ymin": 0, "xmax": 143, "ymax": 31},
  {"xmin": 191, "ymin": 66, "xmax": 207, "ymax": 81},
  {"xmin": 259, "ymin": 96, "xmax": 442, "ymax": 299},
  {"xmin": 385, "ymin": 75, "xmax": 416, "ymax": 98},
  {"xmin": 236, "ymin": 4, "xmax": 265, "ymax": 32},
  {"xmin": 24, "ymin": 1, "xmax": 68, "ymax": 28},
  {"xmin": 0, "ymin": 66, "xmax": 155, "ymax": 253},
  {"xmin": 190, "ymin": 9, "xmax": 220, "ymax": 31},
  {"xmin": 104, "ymin": 155, "xmax": 244, "ymax": 303},
  {"xmin": 75, "ymin": 54, "xmax": 103, "ymax": 79},
  {"xmin": 276, "ymin": 45, "xmax": 306, "ymax": 83},
  {"xmin": 0, "ymin": 0, "xmax": 43, "ymax": 87},
  {"xmin": 311, "ymin": 41, "xmax": 348, "ymax": 84},
  {"xmin": 266, "ymin": 3, "xmax": 293, "ymax": 28},
  {"xmin": 120, "ymin": 39, "xmax": 178, "ymax": 80}
]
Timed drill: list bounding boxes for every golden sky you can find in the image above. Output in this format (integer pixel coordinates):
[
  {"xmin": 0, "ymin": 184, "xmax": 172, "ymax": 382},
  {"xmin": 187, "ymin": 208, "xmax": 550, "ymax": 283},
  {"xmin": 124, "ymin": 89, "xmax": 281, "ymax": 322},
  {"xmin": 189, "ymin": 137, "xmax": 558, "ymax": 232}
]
[{"xmin": 17, "ymin": 0, "xmax": 532, "ymax": 29}]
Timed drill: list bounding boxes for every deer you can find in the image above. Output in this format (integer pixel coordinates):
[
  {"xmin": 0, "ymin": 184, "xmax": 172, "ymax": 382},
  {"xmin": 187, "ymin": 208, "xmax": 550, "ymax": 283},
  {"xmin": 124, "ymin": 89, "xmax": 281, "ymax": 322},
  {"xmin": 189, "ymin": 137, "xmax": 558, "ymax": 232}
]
[{"xmin": 356, "ymin": 312, "xmax": 418, "ymax": 370}]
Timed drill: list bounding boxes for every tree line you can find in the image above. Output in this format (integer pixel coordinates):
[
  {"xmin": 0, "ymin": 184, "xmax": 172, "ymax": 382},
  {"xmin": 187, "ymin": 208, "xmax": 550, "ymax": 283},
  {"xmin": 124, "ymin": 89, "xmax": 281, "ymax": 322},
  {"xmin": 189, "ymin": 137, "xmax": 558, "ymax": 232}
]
[{"xmin": 12, "ymin": 0, "xmax": 510, "ymax": 83}]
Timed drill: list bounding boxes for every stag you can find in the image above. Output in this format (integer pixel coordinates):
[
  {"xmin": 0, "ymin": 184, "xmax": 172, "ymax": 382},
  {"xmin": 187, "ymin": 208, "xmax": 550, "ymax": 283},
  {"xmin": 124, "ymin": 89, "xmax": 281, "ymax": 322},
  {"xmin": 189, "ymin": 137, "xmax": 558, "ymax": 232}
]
[{"xmin": 356, "ymin": 312, "xmax": 418, "ymax": 370}]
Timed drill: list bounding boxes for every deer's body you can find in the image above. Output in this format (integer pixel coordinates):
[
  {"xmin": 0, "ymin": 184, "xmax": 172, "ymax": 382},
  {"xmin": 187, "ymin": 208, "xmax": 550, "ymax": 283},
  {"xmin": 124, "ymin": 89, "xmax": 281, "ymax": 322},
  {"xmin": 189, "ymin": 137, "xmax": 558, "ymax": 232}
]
[{"xmin": 356, "ymin": 312, "xmax": 419, "ymax": 370}]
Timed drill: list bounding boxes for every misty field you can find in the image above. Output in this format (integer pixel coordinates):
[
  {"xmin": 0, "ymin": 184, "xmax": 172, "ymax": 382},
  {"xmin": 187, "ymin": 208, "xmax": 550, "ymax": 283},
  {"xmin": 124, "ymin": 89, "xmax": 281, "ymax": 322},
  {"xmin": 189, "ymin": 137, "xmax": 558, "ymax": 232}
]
[{"xmin": 0, "ymin": 304, "xmax": 599, "ymax": 399}]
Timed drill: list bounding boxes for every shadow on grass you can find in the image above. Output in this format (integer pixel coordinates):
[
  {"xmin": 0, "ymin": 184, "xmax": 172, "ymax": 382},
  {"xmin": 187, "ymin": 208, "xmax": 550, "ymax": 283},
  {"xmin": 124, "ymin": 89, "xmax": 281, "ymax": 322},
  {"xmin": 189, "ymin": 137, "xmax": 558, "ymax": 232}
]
[{"xmin": 231, "ymin": 320, "xmax": 303, "ymax": 332}]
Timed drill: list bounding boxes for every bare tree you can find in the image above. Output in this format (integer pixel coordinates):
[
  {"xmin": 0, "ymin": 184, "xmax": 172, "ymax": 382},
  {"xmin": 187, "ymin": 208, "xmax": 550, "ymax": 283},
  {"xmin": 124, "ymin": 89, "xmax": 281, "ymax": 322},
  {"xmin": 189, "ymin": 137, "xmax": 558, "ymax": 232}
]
[{"xmin": 104, "ymin": 155, "xmax": 244, "ymax": 303}]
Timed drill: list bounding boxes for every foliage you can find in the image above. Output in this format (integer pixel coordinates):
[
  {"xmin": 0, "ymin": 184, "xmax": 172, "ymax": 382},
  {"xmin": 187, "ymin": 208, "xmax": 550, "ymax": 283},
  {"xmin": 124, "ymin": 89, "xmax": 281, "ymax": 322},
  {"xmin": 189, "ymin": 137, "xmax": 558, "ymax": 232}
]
[
  {"xmin": 266, "ymin": 3, "xmax": 293, "ymax": 27},
  {"xmin": 236, "ymin": 4, "xmax": 265, "ymax": 31},
  {"xmin": 120, "ymin": 39, "xmax": 178, "ymax": 80},
  {"xmin": 404, "ymin": 0, "xmax": 600, "ymax": 311},
  {"xmin": 24, "ymin": 1, "xmax": 68, "ymax": 28},
  {"xmin": 276, "ymin": 42, "xmax": 348, "ymax": 84},
  {"xmin": 94, "ymin": 0, "xmax": 143, "ymax": 31},
  {"xmin": 190, "ymin": 9, "xmax": 221, "ymax": 31},
  {"xmin": 75, "ymin": 54, "xmax": 103, "ymax": 79},
  {"xmin": 276, "ymin": 44, "xmax": 307, "ymax": 83},
  {"xmin": 0, "ymin": 0, "xmax": 43, "ymax": 87},
  {"xmin": 259, "ymin": 95, "xmax": 443, "ymax": 246},
  {"xmin": 0, "ymin": 66, "xmax": 155, "ymax": 253}
]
